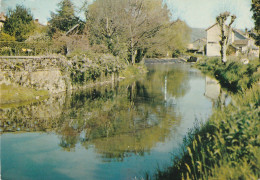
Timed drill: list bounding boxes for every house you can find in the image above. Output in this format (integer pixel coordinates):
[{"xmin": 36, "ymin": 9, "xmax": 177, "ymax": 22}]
[
  {"xmin": 187, "ymin": 38, "xmax": 206, "ymax": 55},
  {"xmin": 206, "ymin": 23, "xmax": 259, "ymax": 57},
  {"xmin": 0, "ymin": 12, "xmax": 6, "ymax": 31}
]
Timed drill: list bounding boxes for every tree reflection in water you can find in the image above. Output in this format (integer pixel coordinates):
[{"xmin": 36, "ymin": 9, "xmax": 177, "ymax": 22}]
[{"xmin": 1, "ymin": 64, "xmax": 192, "ymax": 161}]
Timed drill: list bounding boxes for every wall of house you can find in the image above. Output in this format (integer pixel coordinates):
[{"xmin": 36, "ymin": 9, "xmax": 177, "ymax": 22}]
[{"xmin": 206, "ymin": 25, "xmax": 221, "ymax": 56}]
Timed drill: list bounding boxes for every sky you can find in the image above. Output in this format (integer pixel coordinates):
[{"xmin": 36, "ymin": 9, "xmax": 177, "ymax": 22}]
[{"xmin": 0, "ymin": 0, "xmax": 254, "ymax": 29}]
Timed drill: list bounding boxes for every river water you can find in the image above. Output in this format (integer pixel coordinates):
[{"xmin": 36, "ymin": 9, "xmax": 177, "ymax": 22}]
[{"xmin": 1, "ymin": 63, "xmax": 217, "ymax": 180}]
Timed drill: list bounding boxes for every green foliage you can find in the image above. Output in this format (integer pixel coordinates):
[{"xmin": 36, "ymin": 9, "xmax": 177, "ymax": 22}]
[
  {"xmin": 3, "ymin": 5, "xmax": 35, "ymax": 41},
  {"xmin": 146, "ymin": 20, "xmax": 191, "ymax": 58},
  {"xmin": 0, "ymin": 41, "xmax": 53, "ymax": 56},
  {"xmin": 197, "ymin": 58, "xmax": 260, "ymax": 92},
  {"xmin": 0, "ymin": 32, "xmax": 16, "ymax": 41},
  {"xmin": 68, "ymin": 52, "xmax": 127, "ymax": 84},
  {"xmin": 251, "ymin": 0, "xmax": 260, "ymax": 46},
  {"xmin": 48, "ymin": 0, "xmax": 84, "ymax": 37},
  {"xmin": 86, "ymin": 0, "xmax": 191, "ymax": 64}
]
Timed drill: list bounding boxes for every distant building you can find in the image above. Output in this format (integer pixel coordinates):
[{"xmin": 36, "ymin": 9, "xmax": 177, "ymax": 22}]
[
  {"xmin": 206, "ymin": 23, "xmax": 259, "ymax": 57},
  {"xmin": 187, "ymin": 38, "xmax": 206, "ymax": 55},
  {"xmin": 0, "ymin": 12, "xmax": 6, "ymax": 31}
]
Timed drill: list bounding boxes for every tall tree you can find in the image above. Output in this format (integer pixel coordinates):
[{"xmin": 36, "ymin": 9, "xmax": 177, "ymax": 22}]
[
  {"xmin": 86, "ymin": 0, "xmax": 188, "ymax": 64},
  {"xmin": 145, "ymin": 20, "xmax": 191, "ymax": 58},
  {"xmin": 48, "ymin": 0, "xmax": 83, "ymax": 36},
  {"xmin": 251, "ymin": 0, "xmax": 260, "ymax": 46},
  {"xmin": 216, "ymin": 12, "xmax": 236, "ymax": 63},
  {"xmin": 3, "ymin": 5, "xmax": 35, "ymax": 41},
  {"xmin": 86, "ymin": 0, "xmax": 125, "ymax": 56},
  {"xmin": 122, "ymin": 0, "xmax": 170, "ymax": 64}
]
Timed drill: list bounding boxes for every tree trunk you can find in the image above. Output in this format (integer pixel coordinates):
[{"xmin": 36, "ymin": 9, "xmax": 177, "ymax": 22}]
[
  {"xmin": 220, "ymin": 25, "xmax": 227, "ymax": 63},
  {"xmin": 222, "ymin": 42, "xmax": 227, "ymax": 63},
  {"xmin": 130, "ymin": 37, "xmax": 135, "ymax": 65}
]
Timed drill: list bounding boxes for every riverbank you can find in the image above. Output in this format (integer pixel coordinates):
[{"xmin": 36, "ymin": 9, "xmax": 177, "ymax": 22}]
[
  {"xmin": 0, "ymin": 54, "xmax": 147, "ymax": 106},
  {"xmin": 0, "ymin": 84, "xmax": 49, "ymax": 108},
  {"xmin": 153, "ymin": 57, "xmax": 260, "ymax": 179}
]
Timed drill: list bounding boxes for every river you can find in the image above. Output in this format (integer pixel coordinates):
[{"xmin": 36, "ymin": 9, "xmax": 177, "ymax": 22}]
[{"xmin": 1, "ymin": 63, "xmax": 217, "ymax": 179}]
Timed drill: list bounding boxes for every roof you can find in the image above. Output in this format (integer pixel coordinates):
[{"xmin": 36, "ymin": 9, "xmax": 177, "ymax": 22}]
[
  {"xmin": 205, "ymin": 23, "xmax": 218, "ymax": 31},
  {"xmin": 233, "ymin": 39, "xmax": 248, "ymax": 46},
  {"xmin": 233, "ymin": 29, "xmax": 248, "ymax": 39},
  {"xmin": 193, "ymin": 38, "xmax": 206, "ymax": 43}
]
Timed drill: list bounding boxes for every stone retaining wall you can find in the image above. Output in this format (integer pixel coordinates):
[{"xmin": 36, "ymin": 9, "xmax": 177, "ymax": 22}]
[
  {"xmin": 0, "ymin": 56, "xmax": 118, "ymax": 94},
  {"xmin": 0, "ymin": 56, "xmax": 69, "ymax": 93}
]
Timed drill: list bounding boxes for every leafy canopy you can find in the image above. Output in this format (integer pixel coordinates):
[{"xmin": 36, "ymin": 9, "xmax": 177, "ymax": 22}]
[
  {"xmin": 48, "ymin": 0, "xmax": 84, "ymax": 36},
  {"xmin": 86, "ymin": 0, "xmax": 191, "ymax": 63},
  {"xmin": 3, "ymin": 5, "xmax": 35, "ymax": 41}
]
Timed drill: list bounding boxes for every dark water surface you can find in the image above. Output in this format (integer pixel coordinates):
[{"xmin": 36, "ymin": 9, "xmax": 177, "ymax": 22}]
[{"xmin": 1, "ymin": 63, "xmax": 216, "ymax": 180}]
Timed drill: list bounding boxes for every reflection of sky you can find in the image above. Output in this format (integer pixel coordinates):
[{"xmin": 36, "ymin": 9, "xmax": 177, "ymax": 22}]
[
  {"xmin": 2, "ymin": 133, "xmax": 174, "ymax": 179},
  {"xmin": 2, "ymin": 133, "xmax": 100, "ymax": 180}
]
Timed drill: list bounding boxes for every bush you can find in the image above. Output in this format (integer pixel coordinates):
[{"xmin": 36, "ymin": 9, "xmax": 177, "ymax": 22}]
[
  {"xmin": 196, "ymin": 58, "xmax": 260, "ymax": 92},
  {"xmin": 68, "ymin": 52, "xmax": 127, "ymax": 84}
]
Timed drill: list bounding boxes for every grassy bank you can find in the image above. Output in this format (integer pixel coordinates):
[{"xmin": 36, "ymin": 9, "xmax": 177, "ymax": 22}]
[
  {"xmin": 0, "ymin": 84, "xmax": 49, "ymax": 108},
  {"xmin": 153, "ymin": 58, "xmax": 260, "ymax": 180}
]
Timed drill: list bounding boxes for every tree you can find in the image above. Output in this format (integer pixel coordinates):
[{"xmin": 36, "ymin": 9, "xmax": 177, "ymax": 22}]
[
  {"xmin": 86, "ymin": 0, "xmax": 189, "ymax": 64},
  {"xmin": 86, "ymin": 0, "xmax": 125, "ymax": 56},
  {"xmin": 48, "ymin": 0, "xmax": 84, "ymax": 36},
  {"xmin": 145, "ymin": 20, "xmax": 191, "ymax": 58},
  {"xmin": 3, "ymin": 5, "xmax": 35, "ymax": 41},
  {"xmin": 122, "ymin": 0, "xmax": 171, "ymax": 64},
  {"xmin": 216, "ymin": 12, "xmax": 236, "ymax": 63},
  {"xmin": 251, "ymin": 0, "xmax": 260, "ymax": 46},
  {"xmin": 48, "ymin": 0, "xmax": 87, "ymax": 55}
]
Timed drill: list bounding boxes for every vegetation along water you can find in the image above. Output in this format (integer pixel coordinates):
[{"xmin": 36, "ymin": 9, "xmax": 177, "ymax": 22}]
[{"xmin": 153, "ymin": 58, "xmax": 260, "ymax": 180}]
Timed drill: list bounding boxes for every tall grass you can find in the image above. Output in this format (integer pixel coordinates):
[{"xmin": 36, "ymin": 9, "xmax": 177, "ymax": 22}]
[{"xmin": 152, "ymin": 58, "xmax": 260, "ymax": 180}]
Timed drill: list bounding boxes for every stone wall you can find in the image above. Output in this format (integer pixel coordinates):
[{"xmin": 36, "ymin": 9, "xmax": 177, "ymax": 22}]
[
  {"xmin": 0, "ymin": 56, "xmax": 119, "ymax": 94},
  {"xmin": 0, "ymin": 56, "xmax": 69, "ymax": 93}
]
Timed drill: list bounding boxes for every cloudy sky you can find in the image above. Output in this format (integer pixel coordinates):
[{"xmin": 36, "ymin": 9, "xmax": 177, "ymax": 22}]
[{"xmin": 0, "ymin": 0, "xmax": 254, "ymax": 29}]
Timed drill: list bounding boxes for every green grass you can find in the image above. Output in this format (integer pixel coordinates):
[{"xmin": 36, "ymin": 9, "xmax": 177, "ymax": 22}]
[
  {"xmin": 0, "ymin": 84, "xmax": 49, "ymax": 108},
  {"xmin": 151, "ymin": 57, "xmax": 260, "ymax": 180},
  {"xmin": 119, "ymin": 64, "xmax": 147, "ymax": 78}
]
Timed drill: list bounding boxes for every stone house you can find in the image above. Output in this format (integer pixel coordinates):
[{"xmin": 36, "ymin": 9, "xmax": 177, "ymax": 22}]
[
  {"xmin": 187, "ymin": 38, "xmax": 206, "ymax": 55},
  {"xmin": 206, "ymin": 23, "xmax": 259, "ymax": 57}
]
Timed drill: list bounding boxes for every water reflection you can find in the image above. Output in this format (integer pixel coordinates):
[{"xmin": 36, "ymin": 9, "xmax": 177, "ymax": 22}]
[
  {"xmin": 2, "ymin": 63, "xmax": 216, "ymax": 179},
  {"xmin": 1, "ymin": 64, "xmax": 191, "ymax": 160},
  {"xmin": 204, "ymin": 76, "xmax": 232, "ymax": 108}
]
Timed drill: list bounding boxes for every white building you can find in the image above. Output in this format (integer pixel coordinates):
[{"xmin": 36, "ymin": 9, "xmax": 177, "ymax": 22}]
[{"xmin": 206, "ymin": 23, "xmax": 259, "ymax": 57}]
